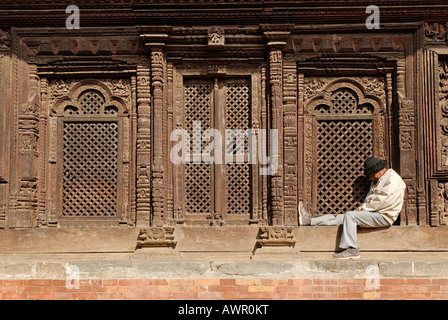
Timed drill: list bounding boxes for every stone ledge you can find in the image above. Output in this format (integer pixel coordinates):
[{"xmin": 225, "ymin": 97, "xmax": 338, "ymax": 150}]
[
  {"xmin": 0, "ymin": 225, "xmax": 447, "ymax": 255},
  {"xmin": 0, "ymin": 228, "xmax": 140, "ymax": 253},
  {"xmin": 1, "ymin": 252, "xmax": 448, "ymax": 279},
  {"xmin": 294, "ymin": 226, "xmax": 448, "ymax": 251}
]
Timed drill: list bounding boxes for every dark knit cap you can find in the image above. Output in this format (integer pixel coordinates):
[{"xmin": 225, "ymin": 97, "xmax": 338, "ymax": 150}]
[{"xmin": 364, "ymin": 157, "xmax": 386, "ymax": 176}]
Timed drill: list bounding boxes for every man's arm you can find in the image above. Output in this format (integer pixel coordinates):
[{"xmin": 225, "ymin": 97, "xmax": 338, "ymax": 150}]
[{"xmin": 359, "ymin": 178, "xmax": 405, "ymax": 213}]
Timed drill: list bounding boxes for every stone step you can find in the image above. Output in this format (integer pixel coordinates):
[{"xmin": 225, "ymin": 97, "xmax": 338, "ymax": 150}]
[{"xmin": 0, "ymin": 225, "xmax": 447, "ymax": 255}]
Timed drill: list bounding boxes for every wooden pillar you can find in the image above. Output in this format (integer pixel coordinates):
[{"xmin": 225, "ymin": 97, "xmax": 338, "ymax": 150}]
[
  {"xmin": 142, "ymin": 33, "xmax": 169, "ymax": 227},
  {"xmin": 264, "ymin": 26, "xmax": 291, "ymax": 225},
  {"xmin": 0, "ymin": 29, "xmax": 10, "ymax": 228},
  {"xmin": 150, "ymin": 46, "xmax": 165, "ymax": 227},
  {"xmin": 282, "ymin": 60, "xmax": 298, "ymax": 226},
  {"xmin": 135, "ymin": 58, "xmax": 152, "ymax": 228},
  {"xmin": 15, "ymin": 44, "xmax": 40, "ymax": 228}
]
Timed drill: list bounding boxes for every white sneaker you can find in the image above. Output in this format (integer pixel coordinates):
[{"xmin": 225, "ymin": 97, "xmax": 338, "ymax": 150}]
[{"xmin": 298, "ymin": 201, "xmax": 311, "ymax": 226}]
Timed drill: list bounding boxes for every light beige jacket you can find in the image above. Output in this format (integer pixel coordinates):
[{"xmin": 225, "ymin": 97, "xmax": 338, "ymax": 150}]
[{"xmin": 358, "ymin": 169, "xmax": 406, "ymax": 225}]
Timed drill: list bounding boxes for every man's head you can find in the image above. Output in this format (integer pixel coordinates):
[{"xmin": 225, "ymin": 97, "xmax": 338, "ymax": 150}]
[{"xmin": 364, "ymin": 157, "xmax": 387, "ymax": 181}]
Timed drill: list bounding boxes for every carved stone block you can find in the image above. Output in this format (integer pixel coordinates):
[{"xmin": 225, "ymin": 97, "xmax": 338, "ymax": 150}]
[
  {"xmin": 136, "ymin": 227, "xmax": 177, "ymax": 249},
  {"xmin": 207, "ymin": 26, "xmax": 225, "ymax": 46},
  {"xmin": 253, "ymin": 226, "xmax": 299, "ymax": 258}
]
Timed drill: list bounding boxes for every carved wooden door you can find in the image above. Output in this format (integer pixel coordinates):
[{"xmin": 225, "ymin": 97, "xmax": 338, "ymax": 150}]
[{"xmin": 180, "ymin": 77, "xmax": 254, "ymax": 225}]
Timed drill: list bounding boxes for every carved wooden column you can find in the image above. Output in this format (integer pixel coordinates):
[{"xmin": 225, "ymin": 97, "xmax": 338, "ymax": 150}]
[
  {"xmin": 395, "ymin": 55, "xmax": 418, "ymax": 225},
  {"xmin": 37, "ymin": 77, "xmax": 48, "ymax": 226},
  {"xmin": 15, "ymin": 44, "xmax": 40, "ymax": 228},
  {"xmin": 282, "ymin": 60, "xmax": 298, "ymax": 226},
  {"xmin": 0, "ymin": 29, "xmax": 10, "ymax": 228},
  {"xmin": 151, "ymin": 46, "xmax": 165, "ymax": 227},
  {"xmin": 142, "ymin": 33, "xmax": 169, "ymax": 227},
  {"xmin": 268, "ymin": 43, "xmax": 283, "ymax": 226},
  {"xmin": 136, "ymin": 58, "xmax": 152, "ymax": 228},
  {"xmin": 264, "ymin": 27, "xmax": 291, "ymax": 225}
]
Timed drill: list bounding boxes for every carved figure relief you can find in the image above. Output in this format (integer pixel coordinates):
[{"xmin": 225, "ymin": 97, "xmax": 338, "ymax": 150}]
[
  {"xmin": 438, "ymin": 182, "xmax": 448, "ymax": 225},
  {"xmin": 424, "ymin": 22, "xmax": 448, "ymax": 44},
  {"xmin": 208, "ymin": 26, "xmax": 225, "ymax": 46}
]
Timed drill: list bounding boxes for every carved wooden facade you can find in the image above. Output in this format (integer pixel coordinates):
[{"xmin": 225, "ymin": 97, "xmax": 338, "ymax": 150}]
[{"xmin": 0, "ymin": 1, "xmax": 448, "ymax": 233}]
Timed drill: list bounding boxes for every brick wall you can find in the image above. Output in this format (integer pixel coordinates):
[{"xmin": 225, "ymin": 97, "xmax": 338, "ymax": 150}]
[{"xmin": 1, "ymin": 278, "xmax": 448, "ymax": 300}]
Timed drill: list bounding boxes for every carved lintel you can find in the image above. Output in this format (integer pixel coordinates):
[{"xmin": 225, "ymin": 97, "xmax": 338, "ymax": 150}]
[
  {"xmin": 207, "ymin": 64, "xmax": 227, "ymax": 75},
  {"xmin": 136, "ymin": 227, "xmax": 177, "ymax": 249}
]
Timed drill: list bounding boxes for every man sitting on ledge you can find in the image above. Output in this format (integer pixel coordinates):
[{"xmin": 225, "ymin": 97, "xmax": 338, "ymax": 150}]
[{"xmin": 298, "ymin": 157, "xmax": 406, "ymax": 260}]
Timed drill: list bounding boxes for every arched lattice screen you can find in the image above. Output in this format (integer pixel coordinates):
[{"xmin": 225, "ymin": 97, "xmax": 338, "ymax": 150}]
[
  {"xmin": 62, "ymin": 90, "xmax": 119, "ymax": 218},
  {"xmin": 315, "ymin": 89, "xmax": 373, "ymax": 215}
]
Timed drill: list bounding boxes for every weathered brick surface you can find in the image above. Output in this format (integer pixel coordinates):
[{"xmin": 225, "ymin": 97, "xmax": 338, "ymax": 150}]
[{"xmin": 0, "ymin": 278, "xmax": 448, "ymax": 300}]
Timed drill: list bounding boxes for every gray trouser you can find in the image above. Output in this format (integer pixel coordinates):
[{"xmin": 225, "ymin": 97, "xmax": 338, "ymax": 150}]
[{"xmin": 310, "ymin": 210, "xmax": 391, "ymax": 249}]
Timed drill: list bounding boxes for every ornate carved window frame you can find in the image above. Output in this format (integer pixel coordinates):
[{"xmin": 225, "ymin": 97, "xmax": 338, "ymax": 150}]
[
  {"xmin": 301, "ymin": 76, "xmax": 388, "ymax": 215},
  {"xmin": 49, "ymin": 78, "xmax": 132, "ymax": 227}
]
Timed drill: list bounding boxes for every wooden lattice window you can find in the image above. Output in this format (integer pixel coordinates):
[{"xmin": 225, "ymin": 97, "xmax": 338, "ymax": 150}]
[
  {"xmin": 60, "ymin": 89, "xmax": 120, "ymax": 219},
  {"xmin": 314, "ymin": 88, "xmax": 374, "ymax": 215},
  {"xmin": 182, "ymin": 78, "xmax": 253, "ymax": 221},
  {"xmin": 224, "ymin": 82, "xmax": 252, "ymax": 216},
  {"xmin": 184, "ymin": 81, "xmax": 213, "ymax": 215}
]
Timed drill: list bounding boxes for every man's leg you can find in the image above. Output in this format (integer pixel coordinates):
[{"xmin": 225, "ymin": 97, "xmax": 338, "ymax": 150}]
[
  {"xmin": 339, "ymin": 210, "xmax": 391, "ymax": 250},
  {"xmin": 310, "ymin": 214, "xmax": 345, "ymax": 226}
]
